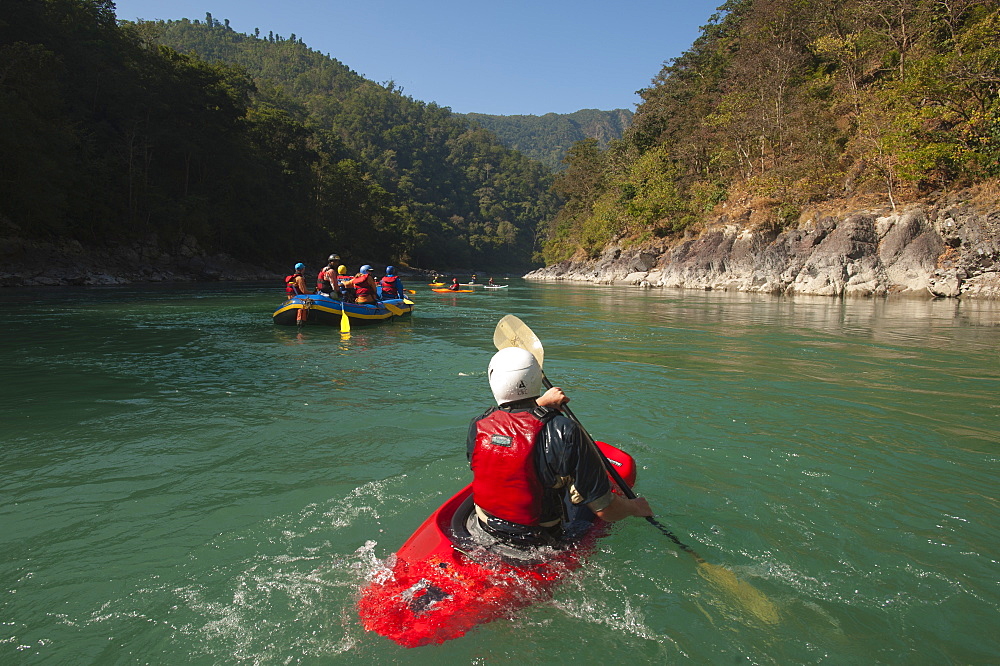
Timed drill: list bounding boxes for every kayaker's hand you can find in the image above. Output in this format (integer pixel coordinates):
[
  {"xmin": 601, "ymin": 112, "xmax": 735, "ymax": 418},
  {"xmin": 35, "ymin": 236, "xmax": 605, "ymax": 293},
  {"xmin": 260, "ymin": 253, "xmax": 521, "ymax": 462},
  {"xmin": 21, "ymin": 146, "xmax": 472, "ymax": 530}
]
[
  {"xmin": 595, "ymin": 493, "xmax": 652, "ymax": 522},
  {"xmin": 537, "ymin": 386, "xmax": 569, "ymax": 410},
  {"xmin": 630, "ymin": 496, "xmax": 653, "ymax": 518}
]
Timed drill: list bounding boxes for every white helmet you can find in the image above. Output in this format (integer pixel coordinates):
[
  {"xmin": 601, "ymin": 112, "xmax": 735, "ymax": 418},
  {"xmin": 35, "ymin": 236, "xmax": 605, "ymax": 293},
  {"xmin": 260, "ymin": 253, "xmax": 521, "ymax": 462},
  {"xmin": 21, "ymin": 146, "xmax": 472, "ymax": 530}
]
[{"xmin": 488, "ymin": 347, "xmax": 542, "ymax": 405}]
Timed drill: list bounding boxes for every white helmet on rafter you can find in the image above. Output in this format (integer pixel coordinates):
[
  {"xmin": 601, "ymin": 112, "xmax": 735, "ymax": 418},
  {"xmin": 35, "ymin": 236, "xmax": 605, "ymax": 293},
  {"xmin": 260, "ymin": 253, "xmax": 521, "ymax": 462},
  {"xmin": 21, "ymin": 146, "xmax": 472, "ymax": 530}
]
[{"xmin": 488, "ymin": 347, "xmax": 542, "ymax": 406}]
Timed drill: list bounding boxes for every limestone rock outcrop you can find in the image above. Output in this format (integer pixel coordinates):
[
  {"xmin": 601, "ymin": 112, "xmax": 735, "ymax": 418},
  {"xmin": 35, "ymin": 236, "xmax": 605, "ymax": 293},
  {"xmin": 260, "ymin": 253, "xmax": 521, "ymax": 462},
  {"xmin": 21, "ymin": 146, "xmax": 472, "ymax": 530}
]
[{"xmin": 526, "ymin": 198, "xmax": 1000, "ymax": 299}]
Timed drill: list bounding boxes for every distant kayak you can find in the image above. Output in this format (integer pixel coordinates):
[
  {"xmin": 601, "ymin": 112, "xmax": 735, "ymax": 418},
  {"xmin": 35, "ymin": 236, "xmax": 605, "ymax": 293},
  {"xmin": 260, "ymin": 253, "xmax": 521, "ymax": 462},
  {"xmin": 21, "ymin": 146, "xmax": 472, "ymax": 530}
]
[
  {"xmin": 432, "ymin": 288, "xmax": 475, "ymax": 293},
  {"xmin": 428, "ymin": 282, "xmax": 445, "ymax": 286},
  {"xmin": 484, "ymin": 285, "xmax": 508, "ymax": 290}
]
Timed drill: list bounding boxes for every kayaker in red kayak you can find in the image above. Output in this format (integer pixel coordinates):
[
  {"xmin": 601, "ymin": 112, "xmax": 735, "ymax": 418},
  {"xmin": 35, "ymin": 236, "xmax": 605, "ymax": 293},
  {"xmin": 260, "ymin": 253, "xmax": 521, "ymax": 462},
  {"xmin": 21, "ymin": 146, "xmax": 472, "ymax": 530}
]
[
  {"xmin": 466, "ymin": 347, "xmax": 653, "ymax": 550},
  {"xmin": 448, "ymin": 278, "xmax": 460, "ymax": 291}
]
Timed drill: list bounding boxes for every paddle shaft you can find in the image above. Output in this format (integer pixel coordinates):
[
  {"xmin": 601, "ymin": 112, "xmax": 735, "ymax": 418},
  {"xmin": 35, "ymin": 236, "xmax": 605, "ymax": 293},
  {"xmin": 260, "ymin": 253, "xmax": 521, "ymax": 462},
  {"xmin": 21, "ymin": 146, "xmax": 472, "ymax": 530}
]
[{"xmin": 541, "ymin": 375, "xmax": 705, "ymax": 561}]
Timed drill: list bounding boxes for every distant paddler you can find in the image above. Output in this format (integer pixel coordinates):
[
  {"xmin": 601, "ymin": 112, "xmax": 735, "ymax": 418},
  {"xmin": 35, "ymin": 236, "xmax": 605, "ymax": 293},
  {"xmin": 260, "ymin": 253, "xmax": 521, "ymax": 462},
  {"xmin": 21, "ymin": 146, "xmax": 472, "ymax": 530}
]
[
  {"xmin": 336, "ymin": 265, "xmax": 354, "ymax": 301},
  {"xmin": 378, "ymin": 266, "xmax": 405, "ymax": 300},
  {"xmin": 285, "ymin": 262, "xmax": 311, "ymax": 296},
  {"xmin": 317, "ymin": 254, "xmax": 341, "ymax": 298},
  {"xmin": 351, "ymin": 265, "xmax": 379, "ymax": 304}
]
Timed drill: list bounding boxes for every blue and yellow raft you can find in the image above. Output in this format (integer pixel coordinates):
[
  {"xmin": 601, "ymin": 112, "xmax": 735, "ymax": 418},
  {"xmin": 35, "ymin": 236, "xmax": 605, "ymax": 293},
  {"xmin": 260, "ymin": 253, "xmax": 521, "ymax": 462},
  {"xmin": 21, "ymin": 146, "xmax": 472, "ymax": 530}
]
[{"xmin": 272, "ymin": 293, "xmax": 413, "ymax": 326}]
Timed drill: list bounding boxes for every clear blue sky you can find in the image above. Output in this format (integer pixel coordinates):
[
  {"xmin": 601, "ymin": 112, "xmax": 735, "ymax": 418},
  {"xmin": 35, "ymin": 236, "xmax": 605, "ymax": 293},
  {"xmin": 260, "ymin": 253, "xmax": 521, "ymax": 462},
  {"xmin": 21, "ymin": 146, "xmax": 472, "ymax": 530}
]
[{"xmin": 112, "ymin": 0, "xmax": 723, "ymax": 116}]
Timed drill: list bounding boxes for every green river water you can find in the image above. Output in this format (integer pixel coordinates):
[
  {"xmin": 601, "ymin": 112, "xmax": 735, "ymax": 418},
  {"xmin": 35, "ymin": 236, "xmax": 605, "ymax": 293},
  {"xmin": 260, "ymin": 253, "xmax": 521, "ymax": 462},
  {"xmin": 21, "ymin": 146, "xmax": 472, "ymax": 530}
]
[{"xmin": 1, "ymin": 281, "xmax": 997, "ymax": 665}]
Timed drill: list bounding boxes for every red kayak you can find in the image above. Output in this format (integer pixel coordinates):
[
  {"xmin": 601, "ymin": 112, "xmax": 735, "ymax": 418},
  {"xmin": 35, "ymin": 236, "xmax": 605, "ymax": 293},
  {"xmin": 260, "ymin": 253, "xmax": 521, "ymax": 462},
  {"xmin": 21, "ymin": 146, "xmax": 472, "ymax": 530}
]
[{"xmin": 357, "ymin": 441, "xmax": 637, "ymax": 647}]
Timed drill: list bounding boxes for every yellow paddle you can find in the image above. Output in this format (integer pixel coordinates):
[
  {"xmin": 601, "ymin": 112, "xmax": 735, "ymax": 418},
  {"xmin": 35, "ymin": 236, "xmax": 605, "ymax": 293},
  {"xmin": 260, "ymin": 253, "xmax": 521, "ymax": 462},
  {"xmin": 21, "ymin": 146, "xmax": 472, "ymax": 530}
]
[
  {"xmin": 492, "ymin": 314, "xmax": 779, "ymax": 625},
  {"xmin": 383, "ymin": 302, "xmax": 406, "ymax": 316},
  {"xmin": 340, "ymin": 299, "xmax": 351, "ymax": 334}
]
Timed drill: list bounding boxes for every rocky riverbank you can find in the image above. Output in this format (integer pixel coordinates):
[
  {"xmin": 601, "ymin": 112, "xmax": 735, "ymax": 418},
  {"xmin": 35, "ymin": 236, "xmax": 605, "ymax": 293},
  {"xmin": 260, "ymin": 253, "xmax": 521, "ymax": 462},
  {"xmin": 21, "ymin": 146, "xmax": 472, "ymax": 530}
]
[
  {"xmin": 526, "ymin": 190, "xmax": 1000, "ymax": 299},
  {"xmin": 0, "ymin": 233, "xmax": 485, "ymax": 288},
  {"xmin": 0, "ymin": 235, "xmax": 278, "ymax": 287}
]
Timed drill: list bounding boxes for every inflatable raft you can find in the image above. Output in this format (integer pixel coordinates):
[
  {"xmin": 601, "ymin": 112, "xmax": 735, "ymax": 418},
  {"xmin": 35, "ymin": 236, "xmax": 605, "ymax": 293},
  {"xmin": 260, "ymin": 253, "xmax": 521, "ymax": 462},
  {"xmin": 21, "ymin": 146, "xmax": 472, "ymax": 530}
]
[{"xmin": 272, "ymin": 293, "xmax": 412, "ymax": 326}]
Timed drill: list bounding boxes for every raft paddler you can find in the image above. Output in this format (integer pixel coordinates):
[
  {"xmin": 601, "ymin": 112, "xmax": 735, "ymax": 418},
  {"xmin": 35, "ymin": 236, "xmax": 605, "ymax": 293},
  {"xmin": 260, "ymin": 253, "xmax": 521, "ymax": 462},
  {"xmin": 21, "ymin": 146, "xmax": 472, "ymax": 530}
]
[
  {"xmin": 317, "ymin": 254, "xmax": 341, "ymax": 298},
  {"xmin": 466, "ymin": 347, "xmax": 653, "ymax": 549},
  {"xmin": 378, "ymin": 266, "xmax": 404, "ymax": 299},
  {"xmin": 336, "ymin": 265, "xmax": 354, "ymax": 301},
  {"xmin": 285, "ymin": 262, "xmax": 311, "ymax": 296},
  {"xmin": 351, "ymin": 265, "xmax": 379, "ymax": 304}
]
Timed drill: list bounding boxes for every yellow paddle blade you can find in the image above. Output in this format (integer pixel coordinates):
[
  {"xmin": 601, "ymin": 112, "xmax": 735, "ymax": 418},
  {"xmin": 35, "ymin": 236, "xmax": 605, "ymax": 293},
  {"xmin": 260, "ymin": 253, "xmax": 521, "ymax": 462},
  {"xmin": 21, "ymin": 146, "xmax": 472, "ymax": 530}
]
[
  {"xmin": 492, "ymin": 314, "xmax": 544, "ymax": 367},
  {"xmin": 340, "ymin": 303, "xmax": 351, "ymax": 334},
  {"xmin": 403, "ymin": 298, "xmax": 414, "ymax": 305},
  {"xmin": 383, "ymin": 302, "xmax": 405, "ymax": 316},
  {"xmin": 697, "ymin": 562, "xmax": 779, "ymax": 624}
]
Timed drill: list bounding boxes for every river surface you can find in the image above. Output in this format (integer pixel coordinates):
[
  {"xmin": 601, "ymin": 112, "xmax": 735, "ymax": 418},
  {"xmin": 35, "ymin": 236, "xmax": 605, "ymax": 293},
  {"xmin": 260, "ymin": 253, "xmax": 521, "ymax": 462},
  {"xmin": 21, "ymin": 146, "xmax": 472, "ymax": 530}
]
[{"xmin": 1, "ymin": 281, "xmax": 997, "ymax": 664}]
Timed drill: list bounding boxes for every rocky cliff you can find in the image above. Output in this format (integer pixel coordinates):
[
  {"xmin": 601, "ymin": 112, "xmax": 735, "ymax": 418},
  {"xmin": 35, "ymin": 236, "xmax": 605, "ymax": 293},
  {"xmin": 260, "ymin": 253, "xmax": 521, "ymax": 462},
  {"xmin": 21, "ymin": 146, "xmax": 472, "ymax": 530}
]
[{"xmin": 526, "ymin": 193, "xmax": 1000, "ymax": 299}]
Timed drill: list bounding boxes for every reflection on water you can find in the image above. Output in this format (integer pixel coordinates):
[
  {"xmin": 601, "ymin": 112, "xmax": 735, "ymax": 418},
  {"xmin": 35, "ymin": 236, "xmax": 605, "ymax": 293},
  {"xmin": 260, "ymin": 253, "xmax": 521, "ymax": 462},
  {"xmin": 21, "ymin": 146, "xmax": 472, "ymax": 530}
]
[{"xmin": 535, "ymin": 282, "xmax": 1000, "ymax": 343}]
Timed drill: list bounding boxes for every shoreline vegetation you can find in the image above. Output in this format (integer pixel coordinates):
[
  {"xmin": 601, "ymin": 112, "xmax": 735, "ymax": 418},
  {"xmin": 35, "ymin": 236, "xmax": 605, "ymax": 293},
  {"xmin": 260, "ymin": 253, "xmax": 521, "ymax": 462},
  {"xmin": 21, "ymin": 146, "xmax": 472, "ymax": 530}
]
[
  {"xmin": 5, "ymin": 2, "xmax": 1000, "ymax": 298},
  {"xmin": 535, "ymin": 1, "xmax": 1000, "ymax": 294},
  {"xmin": 1, "ymin": 4, "xmax": 558, "ymax": 285}
]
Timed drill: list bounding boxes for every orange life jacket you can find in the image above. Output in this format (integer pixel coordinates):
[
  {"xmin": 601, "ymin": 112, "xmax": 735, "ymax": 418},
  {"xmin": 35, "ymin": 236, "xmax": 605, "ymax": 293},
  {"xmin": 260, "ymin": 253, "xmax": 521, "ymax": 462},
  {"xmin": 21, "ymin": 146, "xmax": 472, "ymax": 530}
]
[{"xmin": 352, "ymin": 274, "xmax": 376, "ymax": 301}]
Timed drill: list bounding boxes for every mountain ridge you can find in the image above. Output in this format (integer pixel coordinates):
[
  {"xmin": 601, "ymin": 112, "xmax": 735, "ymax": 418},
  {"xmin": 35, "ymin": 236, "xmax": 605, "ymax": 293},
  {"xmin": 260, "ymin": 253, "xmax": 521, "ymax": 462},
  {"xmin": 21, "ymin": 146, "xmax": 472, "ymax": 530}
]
[{"xmin": 460, "ymin": 108, "xmax": 632, "ymax": 171}]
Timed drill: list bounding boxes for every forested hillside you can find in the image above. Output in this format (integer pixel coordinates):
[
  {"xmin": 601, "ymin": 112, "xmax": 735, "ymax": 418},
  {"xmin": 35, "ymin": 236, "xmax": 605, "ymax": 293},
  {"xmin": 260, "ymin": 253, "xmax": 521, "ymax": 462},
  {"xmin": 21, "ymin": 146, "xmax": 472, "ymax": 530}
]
[
  {"xmin": 544, "ymin": 0, "xmax": 1000, "ymax": 263},
  {"xmin": 0, "ymin": 1, "xmax": 559, "ymax": 275},
  {"xmin": 461, "ymin": 109, "xmax": 632, "ymax": 171}
]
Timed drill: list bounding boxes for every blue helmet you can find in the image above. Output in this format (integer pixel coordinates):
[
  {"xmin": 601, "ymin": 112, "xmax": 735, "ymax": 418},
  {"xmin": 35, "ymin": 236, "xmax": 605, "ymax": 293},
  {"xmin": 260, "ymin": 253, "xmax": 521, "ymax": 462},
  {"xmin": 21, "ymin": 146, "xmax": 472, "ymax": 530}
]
[
  {"xmin": 294, "ymin": 262, "xmax": 305, "ymax": 271},
  {"xmin": 386, "ymin": 266, "xmax": 395, "ymax": 275},
  {"xmin": 359, "ymin": 264, "xmax": 371, "ymax": 274}
]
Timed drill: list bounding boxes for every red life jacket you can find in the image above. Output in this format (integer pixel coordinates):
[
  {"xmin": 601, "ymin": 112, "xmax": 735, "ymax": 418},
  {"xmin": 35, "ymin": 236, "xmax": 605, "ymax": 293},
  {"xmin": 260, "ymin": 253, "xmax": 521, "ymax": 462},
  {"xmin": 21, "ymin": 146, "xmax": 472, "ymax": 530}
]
[
  {"xmin": 379, "ymin": 275, "xmax": 400, "ymax": 297},
  {"xmin": 470, "ymin": 410, "xmax": 547, "ymax": 525},
  {"xmin": 285, "ymin": 274, "xmax": 298, "ymax": 296},
  {"xmin": 316, "ymin": 268, "xmax": 327, "ymax": 291},
  {"xmin": 352, "ymin": 274, "xmax": 375, "ymax": 300}
]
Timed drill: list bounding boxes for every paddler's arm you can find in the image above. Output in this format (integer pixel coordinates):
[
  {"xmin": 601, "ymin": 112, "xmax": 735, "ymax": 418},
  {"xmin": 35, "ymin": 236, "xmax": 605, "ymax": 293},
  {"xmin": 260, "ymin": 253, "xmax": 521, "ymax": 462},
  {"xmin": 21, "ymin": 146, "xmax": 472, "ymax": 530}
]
[
  {"xmin": 537, "ymin": 387, "xmax": 655, "ymax": 523},
  {"xmin": 591, "ymin": 493, "xmax": 653, "ymax": 522}
]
